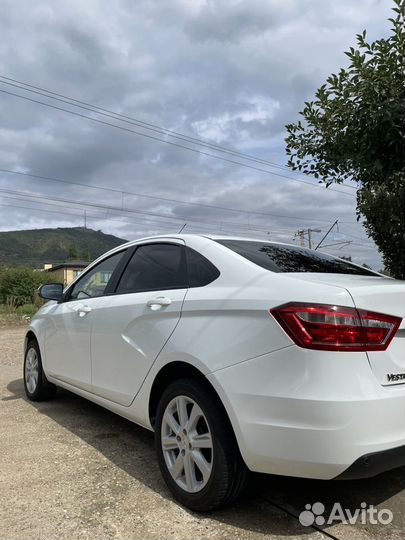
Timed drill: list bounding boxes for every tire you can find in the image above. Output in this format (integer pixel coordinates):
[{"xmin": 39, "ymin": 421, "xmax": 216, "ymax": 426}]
[
  {"xmin": 155, "ymin": 377, "xmax": 248, "ymax": 511},
  {"xmin": 24, "ymin": 339, "xmax": 57, "ymax": 401}
]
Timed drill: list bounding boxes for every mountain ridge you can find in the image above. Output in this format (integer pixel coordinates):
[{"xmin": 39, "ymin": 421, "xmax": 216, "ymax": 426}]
[{"xmin": 0, "ymin": 227, "xmax": 128, "ymax": 267}]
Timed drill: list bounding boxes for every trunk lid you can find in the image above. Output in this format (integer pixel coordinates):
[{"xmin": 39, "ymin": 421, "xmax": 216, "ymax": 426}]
[{"xmin": 285, "ymin": 273, "xmax": 405, "ymax": 386}]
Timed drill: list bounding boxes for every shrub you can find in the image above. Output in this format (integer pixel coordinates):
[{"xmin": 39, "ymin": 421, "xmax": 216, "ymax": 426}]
[{"xmin": 0, "ymin": 267, "xmax": 61, "ymax": 307}]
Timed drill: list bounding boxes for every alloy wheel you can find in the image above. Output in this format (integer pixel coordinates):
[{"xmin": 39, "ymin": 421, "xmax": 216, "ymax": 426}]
[
  {"xmin": 161, "ymin": 395, "xmax": 213, "ymax": 493},
  {"xmin": 25, "ymin": 347, "xmax": 39, "ymax": 394}
]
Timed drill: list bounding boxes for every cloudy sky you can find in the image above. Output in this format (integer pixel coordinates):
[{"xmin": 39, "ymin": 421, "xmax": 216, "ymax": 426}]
[{"xmin": 0, "ymin": 0, "xmax": 394, "ymax": 268}]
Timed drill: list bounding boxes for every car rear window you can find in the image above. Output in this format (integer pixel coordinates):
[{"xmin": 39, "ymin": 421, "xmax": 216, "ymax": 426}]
[{"xmin": 216, "ymin": 240, "xmax": 378, "ymax": 276}]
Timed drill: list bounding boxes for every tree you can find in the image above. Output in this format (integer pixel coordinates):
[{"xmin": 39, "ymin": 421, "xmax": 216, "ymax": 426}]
[
  {"xmin": 68, "ymin": 244, "xmax": 79, "ymax": 260},
  {"xmin": 81, "ymin": 249, "xmax": 91, "ymax": 262},
  {"xmin": 285, "ymin": 0, "xmax": 405, "ymax": 279}
]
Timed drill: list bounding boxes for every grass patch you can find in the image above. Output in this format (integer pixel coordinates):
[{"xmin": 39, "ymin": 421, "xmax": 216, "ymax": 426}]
[{"xmin": 0, "ymin": 303, "xmax": 38, "ymax": 326}]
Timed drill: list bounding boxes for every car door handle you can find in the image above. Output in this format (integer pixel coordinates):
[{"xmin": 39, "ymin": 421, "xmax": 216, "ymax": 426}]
[
  {"xmin": 77, "ymin": 305, "xmax": 92, "ymax": 317},
  {"xmin": 147, "ymin": 296, "xmax": 172, "ymax": 309}
]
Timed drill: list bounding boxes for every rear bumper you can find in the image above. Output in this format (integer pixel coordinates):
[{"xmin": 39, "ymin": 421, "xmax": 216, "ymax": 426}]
[
  {"xmin": 335, "ymin": 445, "xmax": 405, "ymax": 480},
  {"xmin": 208, "ymin": 346, "xmax": 405, "ymax": 480}
]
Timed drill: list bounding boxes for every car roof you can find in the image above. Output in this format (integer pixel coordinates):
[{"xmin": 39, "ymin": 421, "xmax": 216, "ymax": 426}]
[
  {"xmin": 203, "ymin": 234, "xmax": 293, "ymax": 247},
  {"xmin": 78, "ymin": 233, "xmax": 382, "ymax": 280},
  {"xmin": 117, "ymin": 233, "xmax": 298, "ymax": 250}
]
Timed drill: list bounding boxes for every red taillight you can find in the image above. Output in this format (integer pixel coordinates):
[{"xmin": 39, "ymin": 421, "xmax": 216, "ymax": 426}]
[{"xmin": 270, "ymin": 302, "xmax": 401, "ymax": 351}]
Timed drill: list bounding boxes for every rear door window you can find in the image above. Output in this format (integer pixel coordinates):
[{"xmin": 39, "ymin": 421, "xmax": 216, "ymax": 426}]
[
  {"xmin": 216, "ymin": 240, "xmax": 378, "ymax": 276},
  {"xmin": 116, "ymin": 243, "xmax": 187, "ymax": 293}
]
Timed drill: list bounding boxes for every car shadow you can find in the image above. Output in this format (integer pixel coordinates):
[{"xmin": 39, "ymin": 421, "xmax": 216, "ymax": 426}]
[{"xmin": 6, "ymin": 378, "xmax": 404, "ymax": 538}]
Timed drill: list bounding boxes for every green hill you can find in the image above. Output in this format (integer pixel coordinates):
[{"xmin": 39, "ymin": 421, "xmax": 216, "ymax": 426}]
[{"xmin": 0, "ymin": 227, "xmax": 128, "ymax": 267}]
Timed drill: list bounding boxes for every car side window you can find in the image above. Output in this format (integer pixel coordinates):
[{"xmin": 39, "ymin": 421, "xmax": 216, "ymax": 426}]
[
  {"xmin": 69, "ymin": 251, "xmax": 125, "ymax": 300},
  {"xmin": 116, "ymin": 243, "xmax": 187, "ymax": 294},
  {"xmin": 185, "ymin": 247, "xmax": 220, "ymax": 287}
]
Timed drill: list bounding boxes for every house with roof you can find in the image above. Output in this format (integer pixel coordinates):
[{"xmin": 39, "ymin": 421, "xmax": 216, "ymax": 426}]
[{"xmin": 43, "ymin": 261, "xmax": 88, "ymax": 286}]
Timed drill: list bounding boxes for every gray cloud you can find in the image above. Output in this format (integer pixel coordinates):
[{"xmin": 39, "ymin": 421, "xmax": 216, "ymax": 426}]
[{"xmin": 0, "ymin": 0, "xmax": 393, "ymax": 269}]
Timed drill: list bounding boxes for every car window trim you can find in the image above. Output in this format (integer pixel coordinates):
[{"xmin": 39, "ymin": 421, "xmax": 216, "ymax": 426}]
[
  {"xmin": 62, "ymin": 248, "xmax": 130, "ymax": 303},
  {"xmin": 104, "ymin": 247, "xmax": 135, "ymax": 295}
]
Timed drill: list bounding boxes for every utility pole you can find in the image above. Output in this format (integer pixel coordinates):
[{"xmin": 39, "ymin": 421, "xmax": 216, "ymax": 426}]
[
  {"xmin": 295, "ymin": 228, "xmax": 321, "ymax": 249},
  {"xmin": 296, "ymin": 229, "xmax": 306, "ymax": 247},
  {"xmin": 84, "ymin": 210, "xmax": 87, "ymax": 229}
]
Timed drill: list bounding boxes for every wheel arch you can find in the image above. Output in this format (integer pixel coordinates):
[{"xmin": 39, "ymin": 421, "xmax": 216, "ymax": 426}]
[
  {"xmin": 24, "ymin": 328, "xmax": 47, "ymax": 374},
  {"xmin": 148, "ymin": 361, "xmax": 235, "ymax": 440},
  {"xmin": 24, "ymin": 329, "xmax": 38, "ymax": 350}
]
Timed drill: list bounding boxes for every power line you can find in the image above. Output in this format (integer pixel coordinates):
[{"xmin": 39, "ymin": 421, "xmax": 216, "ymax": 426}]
[
  {"xmin": 0, "ymin": 194, "xmax": 377, "ymax": 253},
  {"xmin": 0, "ymin": 167, "xmax": 345, "ymax": 224},
  {"xmin": 0, "ymin": 75, "xmax": 358, "ymax": 190},
  {"xmin": 0, "ymin": 188, "xmax": 297, "ymax": 235},
  {"xmin": 337, "ymin": 229, "xmax": 376, "ymax": 246},
  {"xmin": 318, "ymin": 240, "xmax": 352, "ymax": 249},
  {"xmin": 0, "ymin": 200, "xmax": 288, "ymax": 241},
  {"xmin": 319, "ymin": 241, "xmax": 377, "ymax": 253},
  {"xmin": 0, "ymin": 199, "xmax": 179, "ymax": 230},
  {"xmin": 0, "ymin": 197, "xmax": 377, "ymax": 256},
  {"xmin": 315, "ymin": 220, "xmax": 339, "ymax": 250},
  {"xmin": 0, "ymin": 77, "xmax": 295, "ymax": 171},
  {"xmin": 0, "ymin": 87, "xmax": 356, "ymax": 199}
]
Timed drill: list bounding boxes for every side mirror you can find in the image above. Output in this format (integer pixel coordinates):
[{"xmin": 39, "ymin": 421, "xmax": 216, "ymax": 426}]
[{"xmin": 38, "ymin": 283, "xmax": 64, "ymax": 301}]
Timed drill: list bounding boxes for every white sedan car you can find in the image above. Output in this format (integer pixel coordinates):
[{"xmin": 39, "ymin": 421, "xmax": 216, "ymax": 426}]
[{"xmin": 24, "ymin": 234, "xmax": 405, "ymax": 511}]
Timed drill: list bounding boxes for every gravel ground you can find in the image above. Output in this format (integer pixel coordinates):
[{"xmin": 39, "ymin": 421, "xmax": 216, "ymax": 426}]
[{"xmin": 0, "ymin": 326, "xmax": 403, "ymax": 540}]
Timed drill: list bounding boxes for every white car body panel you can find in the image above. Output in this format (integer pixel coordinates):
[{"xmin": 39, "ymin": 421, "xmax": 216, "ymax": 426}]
[
  {"xmin": 281, "ymin": 273, "xmax": 405, "ymax": 386},
  {"xmin": 42, "ymin": 299, "xmax": 92, "ymax": 391},
  {"xmin": 26, "ymin": 233, "xmax": 405, "ymax": 480},
  {"xmin": 90, "ymin": 287, "xmax": 187, "ymax": 405},
  {"xmin": 208, "ymin": 346, "xmax": 405, "ymax": 478}
]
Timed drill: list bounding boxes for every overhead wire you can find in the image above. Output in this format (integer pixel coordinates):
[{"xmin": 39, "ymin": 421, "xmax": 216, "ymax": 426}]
[
  {"xmin": 0, "ymin": 200, "xmax": 287, "ymax": 241},
  {"xmin": 0, "ymin": 167, "xmax": 344, "ymax": 224},
  {"xmin": 0, "ymin": 77, "xmax": 373, "ymax": 255},
  {"xmin": 0, "ymin": 87, "xmax": 356, "ymax": 199},
  {"xmin": 0, "ymin": 190, "xmax": 295, "ymax": 236},
  {"xmin": 0, "ymin": 75, "xmax": 357, "ymax": 190}
]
